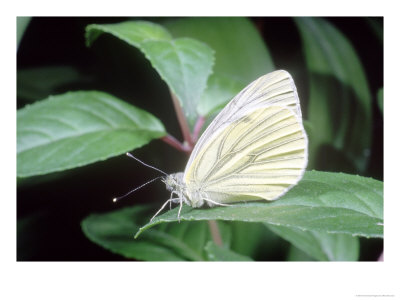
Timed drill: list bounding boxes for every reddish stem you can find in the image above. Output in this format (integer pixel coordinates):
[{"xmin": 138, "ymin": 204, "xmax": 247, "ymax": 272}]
[
  {"xmin": 169, "ymin": 90, "xmax": 194, "ymax": 147},
  {"xmin": 192, "ymin": 115, "xmax": 206, "ymax": 143},
  {"xmin": 208, "ymin": 220, "xmax": 223, "ymax": 247},
  {"xmin": 161, "ymin": 135, "xmax": 191, "ymax": 153}
]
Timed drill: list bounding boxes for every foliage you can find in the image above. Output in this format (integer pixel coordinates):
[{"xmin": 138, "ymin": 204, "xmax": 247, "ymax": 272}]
[
  {"xmin": 135, "ymin": 171, "xmax": 382, "ymax": 239},
  {"xmin": 17, "ymin": 91, "xmax": 165, "ymax": 177},
  {"xmin": 17, "ymin": 17, "xmax": 383, "ymax": 261},
  {"xmin": 86, "ymin": 21, "xmax": 215, "ymax": 126},
  {"xmin": 295, "ymin": 18, "xmax": 372, "ymax": 172}
]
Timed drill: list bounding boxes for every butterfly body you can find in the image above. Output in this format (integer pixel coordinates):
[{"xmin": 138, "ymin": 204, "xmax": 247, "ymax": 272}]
[
  {"xmin": 162, "ymin": 172, "xmax": 196, "ymax": 206},
  {"xmin": 163, "ymin": 172, "xmax": 217, "ymax": 208}
]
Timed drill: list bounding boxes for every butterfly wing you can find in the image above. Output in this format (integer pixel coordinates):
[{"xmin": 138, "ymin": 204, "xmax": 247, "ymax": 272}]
[
  {"xmin": 184, "ymin": 70, "xmax": 307, "ymax": 204},
  {"xmin": 186, "ymin": 70, "xmax": 302, "ymax": 172}
]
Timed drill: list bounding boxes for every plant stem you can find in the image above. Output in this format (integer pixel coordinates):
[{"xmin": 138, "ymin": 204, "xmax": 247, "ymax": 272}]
[
  {"xmin": 161, "ymin": 135, "xmax": 191, "ymax": 153},
  {"xmin": 192, "ymin": 115, "xmax": 206, "ymax": 143},
  {"xmin": 169, "ymin": 90, "xmax": 194, "ymax": 147},
  {"xmin": 208, "ymin": 220, "xmax": 223, "ymax": 246}
]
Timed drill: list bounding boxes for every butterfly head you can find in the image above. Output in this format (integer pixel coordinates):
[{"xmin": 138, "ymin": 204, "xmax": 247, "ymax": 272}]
[
  {"xmin": 163, "ymin": 173, "xmax": 208, "ymax": 209},
  {"xmin": 162, "ymin": 172, "xmax": 185, "ymax": 193}
]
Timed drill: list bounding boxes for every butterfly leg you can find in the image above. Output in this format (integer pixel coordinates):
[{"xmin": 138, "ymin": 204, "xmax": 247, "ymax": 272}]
[
  {"xmin": 169, "ymin": 192, "xmax": 173, "ymax": 210},
  {"xmin": 177, "ymin": 195, "xmax": 183, "ymax": 222},
  {"xmin": 150, "ymin": 198, "xmax": 180, "ymax": 222},
  {"xmin": 169, "ymin": 191, "xmax": 179, "ymax": 210}
]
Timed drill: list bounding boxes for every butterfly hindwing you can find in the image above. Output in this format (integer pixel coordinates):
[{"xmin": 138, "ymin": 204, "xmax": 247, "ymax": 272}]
[{"xmin": 184, "ymin": 105, "xmax": 307, "ymax": 203}]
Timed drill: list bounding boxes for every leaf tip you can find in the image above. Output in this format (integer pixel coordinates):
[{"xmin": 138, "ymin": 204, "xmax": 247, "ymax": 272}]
[{"xmin": 133, "ymin": 230, "xmax": 141, "ymax": 239}]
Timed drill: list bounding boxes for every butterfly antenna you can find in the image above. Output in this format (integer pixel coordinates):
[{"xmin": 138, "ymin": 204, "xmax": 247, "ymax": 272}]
[
  {"xmin": 126, "ymin": 152, "xmax": 168, "ymax": 176},
  {"xmin": 113, "ymin": 176, "xmax": 163, "ymax": 203}
]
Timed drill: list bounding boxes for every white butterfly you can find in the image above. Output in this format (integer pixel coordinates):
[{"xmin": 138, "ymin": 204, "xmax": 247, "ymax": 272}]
[{"xmin": 153, "ymin": 70, "xmax": 308, "ymax": 221}]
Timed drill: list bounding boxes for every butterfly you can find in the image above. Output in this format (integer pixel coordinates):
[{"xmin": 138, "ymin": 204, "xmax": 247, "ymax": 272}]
[{"xmin": 117, "ymin": 70, "xmax": 308, "ymax": 221}]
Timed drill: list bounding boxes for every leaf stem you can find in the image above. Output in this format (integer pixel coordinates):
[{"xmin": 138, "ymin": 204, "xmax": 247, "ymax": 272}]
[
  {"xmin": 161, "ymin": 134, "xmax": 191, "ymax": 153},
  {"xmin": 169, "ymin": 90, "xmax": 194, "ymax": 147},
  {"xmin": 192, "ymin": 115, "xmax": 206, "ymax": 143},
  {"xmin": 208, "ymin": 220, "xmax": 223, "ymax": 247}
]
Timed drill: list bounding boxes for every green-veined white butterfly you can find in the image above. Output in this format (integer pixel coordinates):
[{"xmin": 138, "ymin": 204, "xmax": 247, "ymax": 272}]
[{"xmin": 116, "ymin": 70, "xmax": 308, "ymax": 221}]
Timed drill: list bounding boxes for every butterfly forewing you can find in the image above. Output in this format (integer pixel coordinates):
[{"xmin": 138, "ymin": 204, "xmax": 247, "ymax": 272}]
[
  {"xmin": 183, "ymin": 70, "xmax": 307, "ymax": 205},
  {"xmin": 185, "ymin": 70, "xmax": 302, "ymax": 174}
]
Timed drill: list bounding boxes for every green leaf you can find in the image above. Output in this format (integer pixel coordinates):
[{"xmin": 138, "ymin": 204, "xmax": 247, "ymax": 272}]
[
  {"xmin": 140, "ymin": 38, "xmax": 214, "ymax": 125},
  {"xmin": 17, "ymin": 66, "xmax": 91, "ymax": 102},
  {"xmin": 17, "ymin": 91, "xmax": 166, "ymax": 177},
  {"xmin": 377, "ymin": 87, "xmax": 383, "ymax": 114},
  {"xmin": 266, "ymin": 225, "xmax": 359, "ymax": 261},
  {"xmin": 135, "ymin": 171, "xmax": 383, "ymax": 239},
  {"xmin": 164, "ymin": 17, "xmax": 275, "ymax": 117},
  {"xmin": 295, "ymin": 18, "xmax": 372, "ymax": 172},
  {"xmin": 81, "ymin": 206, "xmax": 231, "ymax": 261},
  {"xmin": 86, "ymin": 21, "xmax": 215, "ymax": 126},
  {"xmin": 17, "ymin": 17, "xmax": 31, "ymax": 47},
  {"xmin": 196, "ymin": 74, "xmax": 244, "ymax": 117},
  {"xmin": 286, "ymin": 245, "xmax": 316, "ymax": 261},
  {"xmin": 86, "ymin": 21, "xmax": 173, "ymax": 47},
  {"xmin": 204, "ymin": 241, "xmax": 253, "ymax": 261},
  {"xmin": 229, "ymin": 222, "xmax": 278, "ymax": 259}
]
